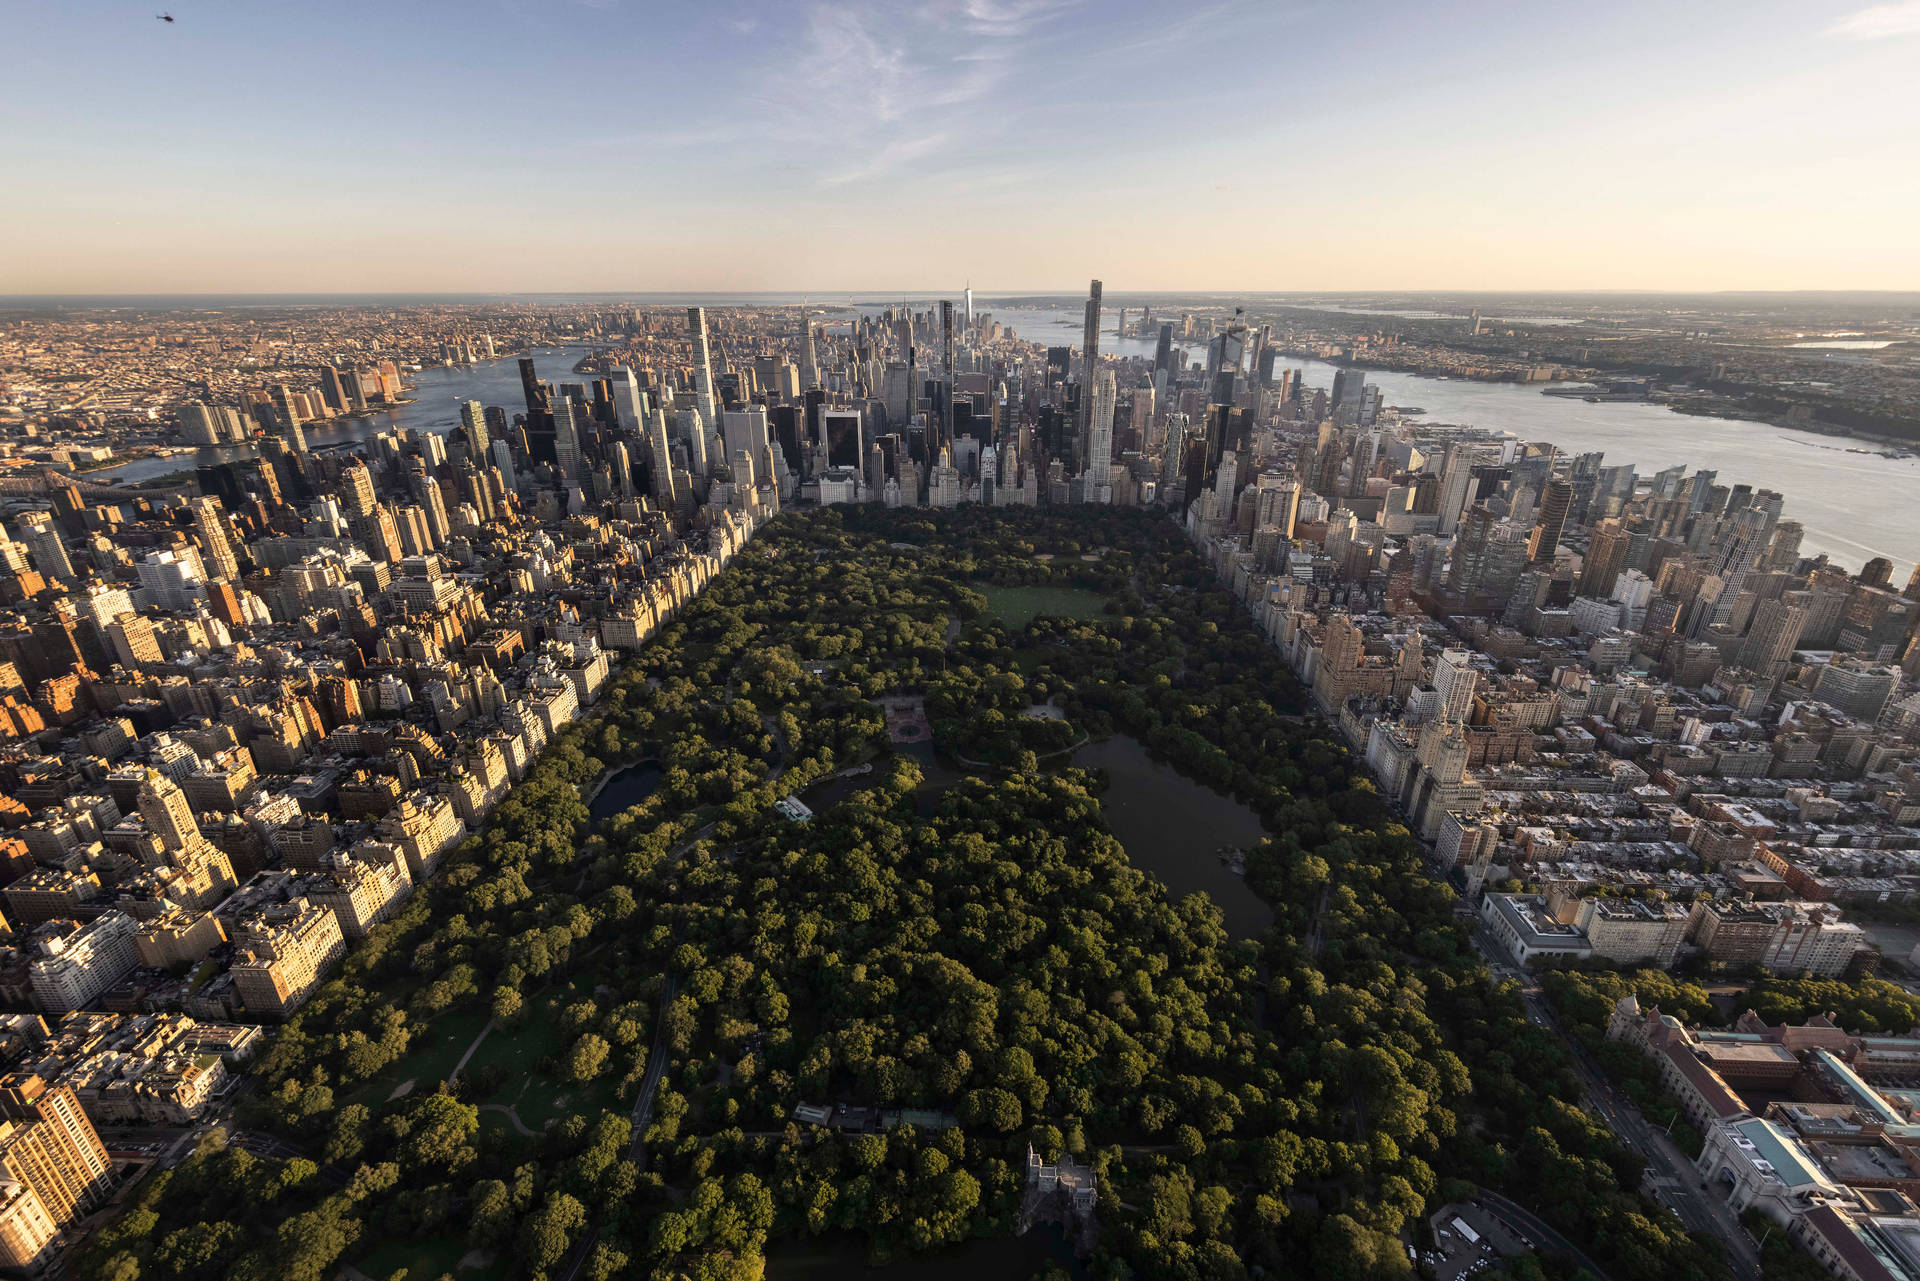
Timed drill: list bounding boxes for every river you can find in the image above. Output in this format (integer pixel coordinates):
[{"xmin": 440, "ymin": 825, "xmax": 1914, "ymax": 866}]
[
  {"xmin": 97, "ymin": 299, "xmax": 1916, "ymax": 577},
  {"xmin": 989, "ymin": 300, "xmax": 1919, "ymax": 578},
  {"xmin": 92, "ymin": 343, "xmax": 605, "ymax": 484}
]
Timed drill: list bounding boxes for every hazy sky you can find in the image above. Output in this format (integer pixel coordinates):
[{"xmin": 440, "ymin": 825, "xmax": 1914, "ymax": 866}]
[{"xmin": 5, "ymin": 0, "xmax": 1918, "ymax": 293}]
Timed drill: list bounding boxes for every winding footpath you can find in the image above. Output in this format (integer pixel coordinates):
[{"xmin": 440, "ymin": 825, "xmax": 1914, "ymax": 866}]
[{"xmin": 628, "ymin": 974, "xmax": 682, "ymax": 1168}]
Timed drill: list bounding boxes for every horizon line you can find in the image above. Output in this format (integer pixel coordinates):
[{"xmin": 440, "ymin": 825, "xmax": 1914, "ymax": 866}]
[{"xmin": 7, "ymin": 287, "xmax": 1920, "ymax": 301}]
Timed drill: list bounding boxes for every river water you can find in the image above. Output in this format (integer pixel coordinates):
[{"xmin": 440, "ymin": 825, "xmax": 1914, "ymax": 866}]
[
  {"xmin": 991, "ymin": 302, "xmax": 1919, "ymax": 578},
  {"xmin": 94, "ymin": 343, "xmax": 604, "ymax": 484},
  {"xmin": 98, "ymin": 303, "xmax": 1918, "ymax": 577}
]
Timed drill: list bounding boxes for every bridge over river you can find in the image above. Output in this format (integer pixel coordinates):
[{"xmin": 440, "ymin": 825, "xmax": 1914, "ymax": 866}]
[{"xmin": 0, "ymin": 467, "xmax": 195, "ymax": 502}]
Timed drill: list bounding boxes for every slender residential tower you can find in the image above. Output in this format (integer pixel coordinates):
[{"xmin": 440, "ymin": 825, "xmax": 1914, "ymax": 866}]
[
  {"xmin": 687, "ymin": 308, "xmax": 718, "ymax": 426},
  {"xmin": 940, "ymin": 299, "xmax": 955, "ymax": 453},
  {"xmin": 1078, "ymin": 278, "xmax": 1102, "ymax": 468}
]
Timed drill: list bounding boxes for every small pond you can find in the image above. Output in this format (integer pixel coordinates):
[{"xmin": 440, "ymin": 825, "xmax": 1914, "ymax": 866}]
[{"xmin": 588, "ymin": 761, "xmax": 664, "ymax": 823}]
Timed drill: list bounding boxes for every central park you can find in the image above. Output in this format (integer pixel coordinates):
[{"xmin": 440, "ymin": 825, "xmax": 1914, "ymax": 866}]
[{"xmin": 79, "ymin": 505, "xmax": 1863, "ymax": 1281}]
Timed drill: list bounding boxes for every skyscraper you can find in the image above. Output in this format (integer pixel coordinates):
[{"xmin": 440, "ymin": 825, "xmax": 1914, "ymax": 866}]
[
  {"xmin": 675, "ymin": 408, "xmax": 708, "ymax": 477},
  {"xmin": 647, "ymin": 410, "xmax": 678, "ymax": 503},
  {"xmin": 1576, "ymin": 518, "xmax": 1631, "ymax": 599},
  {"xmin": 179, "ymin": 401, "xmax": 222, "ymax": 445},
  {"xmin": 552, "ymin": 395, "xmax": 584, "ymax": 483},
  {"xmin": 270, "ymin": 384, "xmax": 302, "ymax": 430},
  {"xmin": 188, "ymin": 496, "xmax": 239, "ymax": 582},
  {"xmin": 1434, "ymin": 649, "xmax": 1477, "ymax": 724},
  {"xmin": 12, "ymin": 513, "xmax": 75, "ymax": 585},
  {"xmin": 318, "ymin": 365, "xmax": 347, "ymax": 414},
  {"xmin": 340, "ymin": 368, "xmax": 369, "ymax": 413},
  {"xmin": 1683, "ymin": 468, "xmax": 1719, "ymax": 514},
  {"xmin": 940, "ymin": 300, "xmax": 956, "ymax": 452},
  {"xmin": 0, "ymin": 1075, "xmax": 112, "ymax": 1265},
  {"xmin": 1153, "ymin": 322, "xmax": 1174, "ymax": 375},
  {"xmin": 609, "ymin": 440, "xmax": 634, "ymax": 499},
  {"xmin": 609, "ymin": 366, "xmax": 647, "ymax": 431},
  {"xmin": 1085, "ymin": 369, "xmax": 1116, "ymax": 503},
  {"xmin": 1078, "ymin": 278, "xmax": 1102, "ymax": 460},
  {"xmin": 518, "ymin": 357, "xmax": 552, "ymax": 431},
  {"xmin": 1207, "ymin": 324, "xmax": 1245, "ymax": 407},
  {"xmin": 821, "ymin": 408, "xmax": 864, "ymax": 471},
  {"xmin": 459, "ymin": 399, "xmax": 491, "ymax": 459},
  {"xmin": 1527, "ymin": 480, "xmax": 1572, "ymax": 565},
  {"xmin": 1331, "ymin": 369, "xmax": 1367, "ymax": 416},
  {"xmin": 799, "ymin": 310, "xmax": 820, "ymax": 390},
  {"xmin": 1705, "ymin": 506, "xmax": 1774, "ymax": 628},
  {"xmin": 687, "ymin": 307, "xmax": 718, "ymax": 425},
  {"xmin": 1737, "ymin": 599, "xmax": 1807, "ymax": 677},
  {"xmin": 722, "ymin": 408, "xmax": 769, "ymax": 467},
  {"xmin": 1436, "ymin": 447, "xmax": 1476, "ymax": 538},
  {"xmin": 1160, "ymin": 413, "xmax": 1188, "ymax": 496}
]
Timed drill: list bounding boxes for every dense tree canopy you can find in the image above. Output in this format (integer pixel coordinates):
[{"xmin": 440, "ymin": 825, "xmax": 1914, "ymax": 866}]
[{"xmin": 79, "ymin": 506, "xmax": 1759, "ymax": 1281}]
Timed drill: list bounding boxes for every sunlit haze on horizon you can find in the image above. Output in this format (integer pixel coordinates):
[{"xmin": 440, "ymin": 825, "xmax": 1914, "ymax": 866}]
[{"xmin": 6, "ymin": 0, "xmax": 1919, "ymax": 294}]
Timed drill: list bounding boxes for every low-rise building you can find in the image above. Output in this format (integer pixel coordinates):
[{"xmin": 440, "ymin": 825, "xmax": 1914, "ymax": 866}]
[{"xmin": 1479, "ymin": 892, "xmax": 1592, "ymax": 966}]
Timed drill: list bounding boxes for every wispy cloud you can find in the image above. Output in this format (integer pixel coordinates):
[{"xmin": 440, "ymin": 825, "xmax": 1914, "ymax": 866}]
[
  {"xmin": 949, "ymin": 0, "xmax": 1079, "ymax": 37},
  {"xmin": 760, "ymin": 1, "xmax": 1080, "ymax": 186},
  {"xmin": 821, "ymin": 132, "xmax": 953, "ymax": 186},
  {"xmin": 1827, "ymin": 0, "xmax": 1920, "ymax": 38}
]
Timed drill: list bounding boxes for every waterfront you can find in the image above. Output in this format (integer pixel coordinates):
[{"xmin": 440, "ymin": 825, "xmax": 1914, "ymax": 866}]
[
  {"xmin": 91, "ymin": 302, "xmax": 1920, "ymax": 577},
  {"xmin": 1326, "ymin": 362, "xmax": 1920, "ymax": 578},
  {"xmin": 993, "ymin": 300, "xmax": 1919, "ymax": 576},
  {"xmin": 91, "ymin": 342, "xmax": 602, "ymax": 484}
]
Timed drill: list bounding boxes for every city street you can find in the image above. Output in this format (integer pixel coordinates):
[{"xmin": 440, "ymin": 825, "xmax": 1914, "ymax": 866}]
[{"xmin": 1472, "ymin": 927, "xmax": 1763, "ymax": 1281}]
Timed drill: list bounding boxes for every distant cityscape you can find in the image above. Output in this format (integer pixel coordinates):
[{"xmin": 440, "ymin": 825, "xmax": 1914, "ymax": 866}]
[{"xmin": 0, "ymin": 282, "xmax": 1915, "ymax": 1279}]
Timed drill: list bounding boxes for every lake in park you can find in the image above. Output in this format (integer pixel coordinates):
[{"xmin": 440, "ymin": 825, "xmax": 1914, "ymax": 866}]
[
  {"xmin": 801, "ymin": 736, "xmax": 1271, "ymax": 938},
  {"xmin": 587, "ymin": 761, "xmax": 663, "ymax": 823},
  {"xmin": 1072, "ymin": 736, "xmax": 1272, "ymax": 940}
]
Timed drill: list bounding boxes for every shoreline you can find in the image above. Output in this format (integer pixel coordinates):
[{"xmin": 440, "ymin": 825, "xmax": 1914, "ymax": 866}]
[
  {"xmin": 584, "ymin": 756, "xmax": 662, "ymax": 815},
  {"xmin": 1299, "ymin": 351, "xmax": 1918, "ymax": 452}
]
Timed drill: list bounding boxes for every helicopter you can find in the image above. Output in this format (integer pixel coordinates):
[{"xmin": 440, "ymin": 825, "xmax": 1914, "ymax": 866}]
[{"xmin": 156, "ymin": 12, "xmax": 174, "ymax": 21}]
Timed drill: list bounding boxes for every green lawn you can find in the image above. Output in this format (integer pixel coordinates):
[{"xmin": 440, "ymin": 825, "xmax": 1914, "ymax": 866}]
[
  {"xmin": 355, "ymin": 1233, "xmax": 501, "ymax": 1281},
  {"xmin": 977, "ymin": 585, "xmax": 1112, "ymax": 630},
  {"xmin": 463, "ymin": 971, "xmax": 631, "ymax": 1132},
  {"xmin": 349, "ymin": 1007, "xmax": 490, "ymax": 1106}
]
